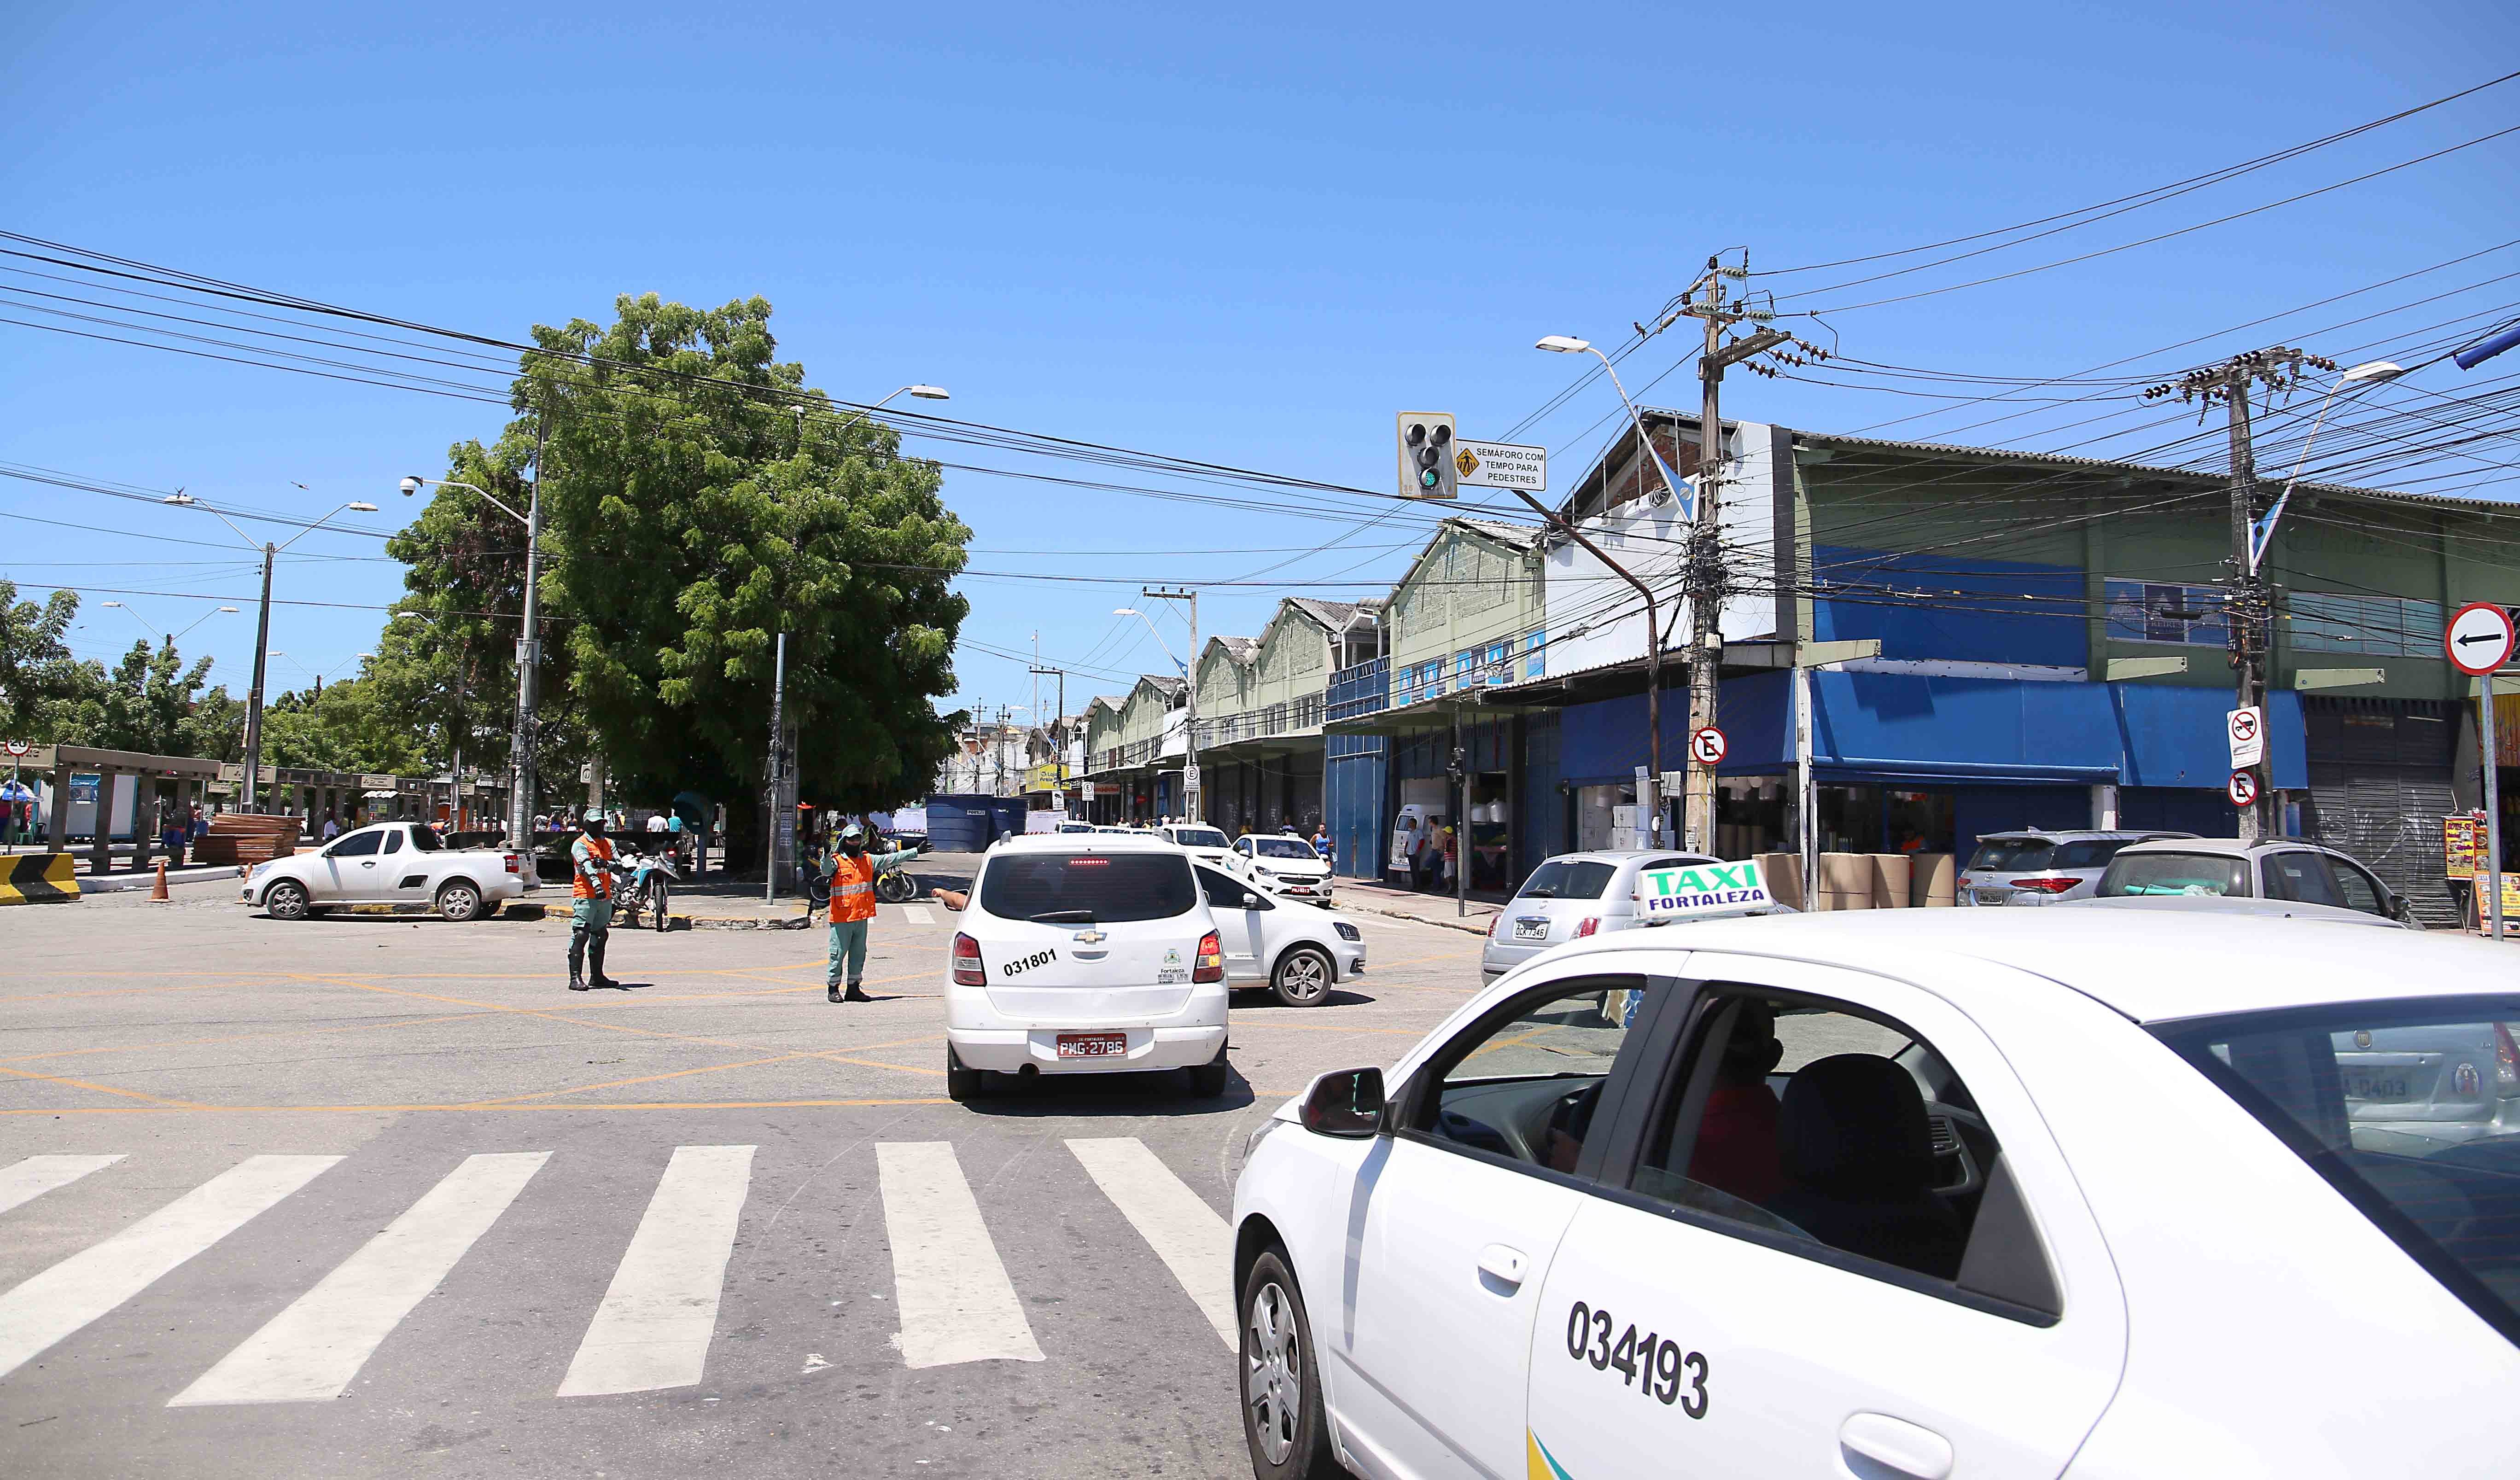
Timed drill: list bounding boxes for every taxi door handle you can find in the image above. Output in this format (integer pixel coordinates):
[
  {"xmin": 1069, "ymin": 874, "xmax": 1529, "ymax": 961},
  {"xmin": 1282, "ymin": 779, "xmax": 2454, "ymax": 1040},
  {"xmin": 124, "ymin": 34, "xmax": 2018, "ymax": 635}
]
[
  {"xmin": 1838, "ymin": 1413, "xmax": 1952, "ymax": 1480},
  {"xmin": 360, "ymin": 861, "xmax": 377, "ymax": 868},
  {"xmin": 1475, "ymin": 1244, "xmax": 1527, "ymax": 1290}
]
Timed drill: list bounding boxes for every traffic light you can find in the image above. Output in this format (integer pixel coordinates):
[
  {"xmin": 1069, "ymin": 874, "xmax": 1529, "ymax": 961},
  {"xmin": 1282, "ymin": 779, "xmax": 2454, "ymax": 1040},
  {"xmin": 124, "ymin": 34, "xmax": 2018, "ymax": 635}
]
[{"xmin": 1397, "ymin": 412, "xmax": 1458, "ymax": 500}]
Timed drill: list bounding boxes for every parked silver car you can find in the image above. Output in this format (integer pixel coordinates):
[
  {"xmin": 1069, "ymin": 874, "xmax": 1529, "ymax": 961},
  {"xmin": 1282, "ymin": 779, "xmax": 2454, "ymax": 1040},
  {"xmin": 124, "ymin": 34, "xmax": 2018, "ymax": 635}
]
[
  {"xmin": 2096, "ymin": 835, "xmax": 2421, "ymax": 926},
  {"xmin": 1957, "ymin": 828, "xmax": 2194, "ymax": 906},
  {"xmin": 1479, "ymin": 849, "xmax": 1717, "ymax": 978}
]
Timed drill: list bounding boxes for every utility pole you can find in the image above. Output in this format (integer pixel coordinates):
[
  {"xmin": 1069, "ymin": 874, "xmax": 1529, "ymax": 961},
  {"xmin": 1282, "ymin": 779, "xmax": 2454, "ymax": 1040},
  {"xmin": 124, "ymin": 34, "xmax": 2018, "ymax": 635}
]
[
  {"xmin": 2151, "ymin": 347, "xmax": 2335, "ymax": 843},
  {"xmin": 241, "ymin": 544, "xmax": 275, "ymax": 812},
  {"xmin": 1671, "ymin": 254, "xmax": 1789, "ymax": 854},
  {"xmin": 509, "ymin": 408, "xmax": 550, "ymax": 865},
  {"xmin": 764, "ymin": 631, "xmax": 788, "ymax": 901},
  {"xmin": 1142, "ymin": 587, "xmax": 1199, "ymax": 822},
  {"xmin": 1031, "ymin": 663, "xmax": 1067, "ymax": 809}
]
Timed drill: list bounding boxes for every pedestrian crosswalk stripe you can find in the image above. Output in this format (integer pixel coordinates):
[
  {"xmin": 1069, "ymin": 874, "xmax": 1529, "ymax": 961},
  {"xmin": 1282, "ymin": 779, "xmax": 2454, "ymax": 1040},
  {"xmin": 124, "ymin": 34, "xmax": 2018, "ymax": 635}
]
[
  {"xmin": 0, "ymin": 1154, "xmax": 124, "ymax": 1218},
  {"xmin": 557, "ymin": 1145, "xmax": 755, "ymax": 1397},
  {"xmin": 1064, "ymin": 1138, "xmax": 1234, "ymax": 1351},
  {"xmin": 899, "ymin": 904, "xmax": 935, "ymax": 925},
  {"xmin": 0, "ymin": 1154, "xmax": 340, "ymax": 1382},
  {"xmin": 170, "ymin": 1152, "xmax": 550, "ymax": 1407},
  {"xmin": 875, "ymin": 1142, "xmax": 1043, "ymax": 1369}
]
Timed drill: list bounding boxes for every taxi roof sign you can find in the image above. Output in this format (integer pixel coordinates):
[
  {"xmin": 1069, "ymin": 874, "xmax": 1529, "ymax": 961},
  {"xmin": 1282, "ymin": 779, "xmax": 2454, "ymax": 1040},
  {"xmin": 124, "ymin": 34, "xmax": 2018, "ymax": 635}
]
[{"xmin": 1638, "ymin": 859, "xmax": 1773, "ymax": 920}]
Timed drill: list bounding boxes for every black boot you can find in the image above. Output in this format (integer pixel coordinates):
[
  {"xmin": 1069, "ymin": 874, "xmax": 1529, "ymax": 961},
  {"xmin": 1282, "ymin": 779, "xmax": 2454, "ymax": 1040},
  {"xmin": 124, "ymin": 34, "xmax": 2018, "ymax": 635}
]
[
  {"xmin": 827, "ymin": 984, "xmax": 842, "ymax": 1003},
  {"xmin": 569, "ymin": 973, "xmax": 589, "ymax": 991},
  {"xmin": 589, "ymin": 933, "xmax": 621, "ymax": 990},
  {"xmin": 844, "ymin": 983, "xmax": 872, "ymax": 1002}
]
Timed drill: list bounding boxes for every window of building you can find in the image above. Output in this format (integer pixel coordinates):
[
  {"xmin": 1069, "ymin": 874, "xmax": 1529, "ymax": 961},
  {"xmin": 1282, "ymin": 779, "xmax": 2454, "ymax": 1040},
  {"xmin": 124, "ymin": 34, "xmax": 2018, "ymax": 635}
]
[
  {"xmin": 2104, "ymin": 579, "xmax": 2228, "ymax": 647},
  {"xmin": 1524, "ymin": 630, "xmax": 1546, "ymax": 680},
  {"xmin": 2288, "ymin": 592, "xmax": 2446, "ymax": 658},
  {"xmin": 1455, "ymin": 650, "xmax": 1476, "ymax": 682}
]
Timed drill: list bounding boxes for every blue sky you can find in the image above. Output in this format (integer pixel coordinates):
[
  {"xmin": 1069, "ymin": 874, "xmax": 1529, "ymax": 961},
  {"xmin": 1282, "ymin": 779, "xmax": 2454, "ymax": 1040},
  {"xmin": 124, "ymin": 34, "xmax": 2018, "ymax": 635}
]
[{"xmin": 3, "ymin": 1, "xmax": 2515, "ymax": 726}]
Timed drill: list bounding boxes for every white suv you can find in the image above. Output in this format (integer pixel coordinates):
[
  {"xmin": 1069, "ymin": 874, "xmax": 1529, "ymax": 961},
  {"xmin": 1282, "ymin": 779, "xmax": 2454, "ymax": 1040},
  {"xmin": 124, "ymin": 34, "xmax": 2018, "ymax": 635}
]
[{"xmin": 944, "ymin": 834, "xmax": 1231, "ymax": 1101}]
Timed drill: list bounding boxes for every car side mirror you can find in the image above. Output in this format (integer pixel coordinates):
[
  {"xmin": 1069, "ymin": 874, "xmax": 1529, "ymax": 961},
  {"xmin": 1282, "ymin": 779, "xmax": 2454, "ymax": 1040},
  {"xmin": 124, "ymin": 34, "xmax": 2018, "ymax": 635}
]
[
  {"xmin": 1299, "ymin": 1066, "xmax": 1385, "ymax": 1138},
  {"xmin": 1241, "ymin": 892, "xmax": 1264, "ymax": 909}
]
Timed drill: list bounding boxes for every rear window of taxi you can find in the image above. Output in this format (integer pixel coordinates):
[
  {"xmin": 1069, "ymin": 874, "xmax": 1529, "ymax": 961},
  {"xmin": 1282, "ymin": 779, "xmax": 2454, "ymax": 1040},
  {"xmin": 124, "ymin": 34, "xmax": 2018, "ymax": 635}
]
[
  {"xmin": 2099, "ymin": 851, "xmax": 2250, "ymax": 897},
  {"xmin": 978, "ymin": 853, "xmax": 1197, "ymax": 923}
]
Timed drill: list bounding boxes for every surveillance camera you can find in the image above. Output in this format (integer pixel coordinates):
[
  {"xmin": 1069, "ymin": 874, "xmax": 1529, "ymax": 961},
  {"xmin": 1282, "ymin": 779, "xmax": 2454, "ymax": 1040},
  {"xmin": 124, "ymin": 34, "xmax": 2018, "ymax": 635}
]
[{"xmin": 398, "ymin": 476, "xmax": 420, "ymax": 497}]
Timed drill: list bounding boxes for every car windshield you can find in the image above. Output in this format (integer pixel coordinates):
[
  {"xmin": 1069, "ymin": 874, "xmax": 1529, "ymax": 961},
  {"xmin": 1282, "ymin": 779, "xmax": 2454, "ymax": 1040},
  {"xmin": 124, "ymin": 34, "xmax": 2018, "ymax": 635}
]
[
  {"xmin": 1172, "ymin": 827, "xmax": 1229, "ymax": 849},
  {"xmin": 2099, "ymin": 851, "xmax": 2251, "ymax": 897},
  {"xmin": 2051, "ymin": 839, "xmax": 2135, "ymax": 869},
  {"xmin": 978, "ymin": 852, "xmax": 1196, "ymax": 923},
  {"xmin": 1517, "ymin": 859, "xmax": 1616, "ymax": 901},
  {"xmin": 1251, "ymin": 838, "xmax": 1313, "ymax": 859},
  {"xmin": 407, "ymin": 825, "xmax": 443, "ymax": 852},
  {"xmin": 1967, "ymin": 837, "xmax": 2053, "ymax": 872},
  {"xmin": 2155, "ymin": 998, "xmax": 2520, "ymax": 1347}
]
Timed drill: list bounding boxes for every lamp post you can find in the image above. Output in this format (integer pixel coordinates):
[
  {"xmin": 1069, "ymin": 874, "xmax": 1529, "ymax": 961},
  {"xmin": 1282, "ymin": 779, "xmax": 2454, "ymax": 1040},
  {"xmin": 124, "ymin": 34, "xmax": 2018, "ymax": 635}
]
[
  {"xmin": 163, "ymin": 494, "xmax": 377, "ymax": 811},
  {"xmin": 2248, "ymin": 361, "xmax": 2408, "ymax": 574},
  {"xmin": 1533, "ymin": 335, "xmax": 1689, "ymax": 840},
  {"xmin": 98, "ymin": 600, "xmax": 239, "ymax": 651},
  {"xmin": 400, "ymin": 454, "xmax": 545, "ymax": 862},
  {"xmin": 828, "ymin": 384, "xmax": 951, "ymax": 437}
]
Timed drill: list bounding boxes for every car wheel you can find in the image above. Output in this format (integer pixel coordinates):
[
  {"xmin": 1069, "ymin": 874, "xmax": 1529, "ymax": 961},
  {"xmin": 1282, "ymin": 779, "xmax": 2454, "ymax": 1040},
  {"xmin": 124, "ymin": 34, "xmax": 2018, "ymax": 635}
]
[
  {"xmin": 1188, "ymin": 1045, "xmax": 1231, "ymax": 1097},
  {"xmin": 435, "ymin": 879, "xmax": 483, "ymax": 922},
  {"xmin": 945, "ymin": 1045, "xmax": 985, "ymax": 1103},
  {"xmin": 264, "ymin": 879, "xmax": 311, "ymax": 921},
  {"xmin": 1241, "ymin": 1249, "xmax": 1339, "ymax": 1480},
  {"xmin": 1270, "ymin": 947, "xmax": 1332, "ymax": 1008}
]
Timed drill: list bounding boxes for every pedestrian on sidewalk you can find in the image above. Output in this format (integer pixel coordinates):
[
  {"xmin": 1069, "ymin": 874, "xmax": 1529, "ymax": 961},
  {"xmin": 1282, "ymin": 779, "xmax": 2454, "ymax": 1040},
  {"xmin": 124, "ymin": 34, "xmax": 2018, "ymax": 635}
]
[
  {"xmin": 824, "ymin": 822, "xmax": 920, "ymax": 1003},
  {"xmin": 567, "ymin": 807, "xmax": 625, "ymax": 991},
  {"xmin": 320, "ymin": 810, "xmax": 341, "ymax": 842}
]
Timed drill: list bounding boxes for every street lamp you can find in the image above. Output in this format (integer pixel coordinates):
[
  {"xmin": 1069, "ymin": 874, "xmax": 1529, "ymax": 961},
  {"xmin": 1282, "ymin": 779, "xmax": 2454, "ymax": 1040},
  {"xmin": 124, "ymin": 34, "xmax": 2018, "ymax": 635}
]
[
  {"xmin": 1112, "ymin": 607, "xmax": 1185, "ymax": 676},
  {"xmin": 99, "ymin": 600, "xmax": 239, "ymax": 650},
  {"xmin": 1534, "ymin": 334, "xmax": 1690, "ymax": 826},
  {"xmin": 2250, "ymin": 360, "xmax": 2409, "ymax": 573},
  {"xmin": 399, "ymin": 466, "xmax": 547, "ymax": 860},
  {"xmin": 165, "ymin": 493, "xmax": 378, "ymax": 811}
]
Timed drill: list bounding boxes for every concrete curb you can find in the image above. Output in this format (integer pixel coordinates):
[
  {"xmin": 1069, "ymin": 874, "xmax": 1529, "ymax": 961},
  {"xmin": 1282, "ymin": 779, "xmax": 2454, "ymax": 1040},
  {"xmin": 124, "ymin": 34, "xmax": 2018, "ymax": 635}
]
[
  {"xmin": 78, "ymin": 867, "xmax": 236, "ymax": 895},
  {"xmin": 1340, "ymin": 899, "xmax": 1496, "ymax": 936}
]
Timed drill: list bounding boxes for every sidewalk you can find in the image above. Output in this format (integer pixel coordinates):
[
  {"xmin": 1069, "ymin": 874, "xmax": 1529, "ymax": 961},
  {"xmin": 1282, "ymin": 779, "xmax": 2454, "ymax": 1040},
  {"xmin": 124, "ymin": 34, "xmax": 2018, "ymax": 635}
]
[{"xmin": 1332, "ymin": 878, "xmax": 1502, "ymax": 936}]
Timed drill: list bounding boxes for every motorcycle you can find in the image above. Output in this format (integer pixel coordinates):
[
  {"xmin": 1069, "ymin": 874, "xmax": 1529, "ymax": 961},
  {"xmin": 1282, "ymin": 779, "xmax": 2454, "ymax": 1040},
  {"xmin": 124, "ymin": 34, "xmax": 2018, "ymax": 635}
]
[{"xmin": 616, "ymin": 851, "xmax": 679, "ymax": 932}]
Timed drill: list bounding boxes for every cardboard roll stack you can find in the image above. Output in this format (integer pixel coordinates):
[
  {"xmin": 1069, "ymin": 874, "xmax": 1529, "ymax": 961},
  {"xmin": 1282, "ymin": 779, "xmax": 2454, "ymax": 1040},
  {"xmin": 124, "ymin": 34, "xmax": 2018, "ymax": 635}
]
[{"xmin": 1756, "ymin": 851, "xmax": 1957, "ymax": 912}]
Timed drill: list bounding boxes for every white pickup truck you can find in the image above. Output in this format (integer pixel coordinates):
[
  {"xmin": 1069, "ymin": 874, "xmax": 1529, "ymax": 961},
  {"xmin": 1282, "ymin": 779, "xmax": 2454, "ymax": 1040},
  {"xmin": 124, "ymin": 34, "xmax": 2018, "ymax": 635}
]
[{"xmin": 241, "ymin": 821, "xmax": 531, "ymax": 921}]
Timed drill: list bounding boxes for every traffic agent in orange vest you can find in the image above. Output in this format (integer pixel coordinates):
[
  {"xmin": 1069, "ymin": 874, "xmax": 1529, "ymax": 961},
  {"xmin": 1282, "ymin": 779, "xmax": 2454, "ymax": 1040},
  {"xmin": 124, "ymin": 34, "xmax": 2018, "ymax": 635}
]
[{"xmin": 826, "ymin": 823, "xmax": 920, "ymax": 1003}]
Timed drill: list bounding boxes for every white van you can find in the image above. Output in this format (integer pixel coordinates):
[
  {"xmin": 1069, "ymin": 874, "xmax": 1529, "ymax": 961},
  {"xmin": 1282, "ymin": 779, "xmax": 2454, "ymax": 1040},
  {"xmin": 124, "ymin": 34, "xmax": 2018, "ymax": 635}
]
[
  {"xmin": 943, "ymin": 833, "xmax": 1230, "ymax": 1101},
  {"xmin": 1387, "ymin": 803, "xmax": 1444, "ymax": 882}
]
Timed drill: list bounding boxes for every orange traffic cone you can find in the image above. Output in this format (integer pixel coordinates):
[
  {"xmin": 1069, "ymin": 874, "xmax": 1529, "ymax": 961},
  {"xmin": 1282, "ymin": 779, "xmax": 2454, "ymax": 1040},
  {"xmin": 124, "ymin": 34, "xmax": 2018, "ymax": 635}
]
[{"xmin": 149, "ymin": 858, "xmax": 169, "ymax": 903}]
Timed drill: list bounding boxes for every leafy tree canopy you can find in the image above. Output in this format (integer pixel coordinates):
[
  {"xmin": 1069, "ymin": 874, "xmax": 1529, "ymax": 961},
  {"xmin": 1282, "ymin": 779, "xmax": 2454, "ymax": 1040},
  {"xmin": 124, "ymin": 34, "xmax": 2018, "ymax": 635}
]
[{"xmin": 391, "ymin": 293, "xmax": 969, "ymax": 825}]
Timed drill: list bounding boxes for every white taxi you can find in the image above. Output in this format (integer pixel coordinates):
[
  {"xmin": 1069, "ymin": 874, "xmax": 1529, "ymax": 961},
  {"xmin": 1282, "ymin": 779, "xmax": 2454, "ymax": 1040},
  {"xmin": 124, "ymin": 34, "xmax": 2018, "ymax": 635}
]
[
  {"xmin": 944, "ymin": 833, "xmax": 1231, "ymax": 1101},
  {"xmin": 1229, "ymin": 909, "xmax": 2520, "ymax": 1480},
  {"xmin": 1229, "ymin": 833, "xmax": 1335, "ymax": 902}
]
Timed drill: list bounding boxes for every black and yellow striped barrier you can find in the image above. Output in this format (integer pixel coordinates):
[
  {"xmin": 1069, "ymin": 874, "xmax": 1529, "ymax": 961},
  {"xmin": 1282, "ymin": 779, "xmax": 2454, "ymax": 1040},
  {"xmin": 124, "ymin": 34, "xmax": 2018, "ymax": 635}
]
[{"xmin": 0, "ymin": 853, "xmax": 81, "ymax": 905}]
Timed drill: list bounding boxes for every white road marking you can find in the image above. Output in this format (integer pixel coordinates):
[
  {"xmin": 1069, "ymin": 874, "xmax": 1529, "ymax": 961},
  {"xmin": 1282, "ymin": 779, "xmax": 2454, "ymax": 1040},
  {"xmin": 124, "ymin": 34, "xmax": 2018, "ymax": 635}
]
[
  {"xmin": 875, "ymin": 1142, "xmax": 1043, "ymax": 1368},
  {"xmin": 556, "ymin": 1145, "xmax": 755, "ymax": 1397},
  {"xmin": 170, "ymin": 1152, "xmax": 549, "ymax": 1406},
  {"xmin": 900, "ymin": 904, "xmax": 935, "ymax": 925},
  {"xmin": 1065, "ymin": 1138, "xmax": 1234, "ymax": 1349},
  {"xmin": 0, "ymin": 1154, "xmax": 340, "ymax": 1381},
  {"xmin": 0, "ymin": 1154, "xmax": 124, "ymax": 1218}
]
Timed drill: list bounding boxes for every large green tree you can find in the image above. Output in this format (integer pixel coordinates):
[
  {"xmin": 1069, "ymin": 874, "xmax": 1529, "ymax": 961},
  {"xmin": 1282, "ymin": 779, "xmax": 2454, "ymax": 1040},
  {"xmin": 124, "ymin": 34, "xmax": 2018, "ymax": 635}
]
[
  {"xmin": 0, "ymin": 580, "xmax": 91, "ymax": 742},
  {"xmin": 258, "ymin": 676, "xmax": 431, "ymax": 774},
  {"xmin": 391, "ymin": 293, "xmax": 969, "ymax": 845}
]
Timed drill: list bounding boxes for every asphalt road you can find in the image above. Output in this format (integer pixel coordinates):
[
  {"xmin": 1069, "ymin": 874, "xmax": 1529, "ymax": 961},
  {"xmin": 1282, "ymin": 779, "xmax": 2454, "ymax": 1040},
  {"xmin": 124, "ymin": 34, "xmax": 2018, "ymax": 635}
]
[{"xmin": 0, "ymin": 860, "xmax": 1488, "ymax": 1479}]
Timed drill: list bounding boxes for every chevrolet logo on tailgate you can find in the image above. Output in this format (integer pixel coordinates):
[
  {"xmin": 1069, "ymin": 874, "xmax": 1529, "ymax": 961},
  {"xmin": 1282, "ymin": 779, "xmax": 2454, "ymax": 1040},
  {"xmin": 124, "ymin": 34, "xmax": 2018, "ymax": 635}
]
[{"xmin": 1073, "ymin": 929, "xmax": 1107, "ymax": 944}]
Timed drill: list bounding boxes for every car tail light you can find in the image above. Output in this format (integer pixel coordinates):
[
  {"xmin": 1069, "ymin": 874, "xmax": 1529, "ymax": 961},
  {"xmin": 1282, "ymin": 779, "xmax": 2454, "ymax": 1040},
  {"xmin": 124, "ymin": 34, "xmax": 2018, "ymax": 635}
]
[
  {"xmin": 502, "ymin": 852, "xmax": 520, "ymax": 874},
  {"xmin": 1575, "ymin": 916, "xmax": 1601, "ymax": 938},
  {"xmin": 1488, "ymin": 911, "xmax": 1505, "ymax": 938},
  {"xmin": 2008, "ymin": 876, "xmax": 2077, "ymax": 894},
  {"xmin": 2495, "ymin": 1022, "xmax": 2519, "ymax": 1091},
  {"xmin": 952, "ymin": 933, "xmax": 985, "ymax": 986},
  {"xmin": 1194, "ymin": 930, "xmax": 1225, "ymax": 983}
]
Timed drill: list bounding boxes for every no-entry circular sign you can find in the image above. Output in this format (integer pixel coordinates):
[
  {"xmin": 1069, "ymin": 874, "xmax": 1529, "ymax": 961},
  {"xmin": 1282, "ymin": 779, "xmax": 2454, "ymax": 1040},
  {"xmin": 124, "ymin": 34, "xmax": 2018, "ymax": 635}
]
[
  {"xmin": 1689, "ymin": 726, "xmax": 1728, "ymax": 767},
  {"xmin": 2445, "ymin": 601, "xmax": 2517, "ymax": 677},
  {"xmin": 2228, "ymin": 770, "xmax": 2259, "ymax": 809}
]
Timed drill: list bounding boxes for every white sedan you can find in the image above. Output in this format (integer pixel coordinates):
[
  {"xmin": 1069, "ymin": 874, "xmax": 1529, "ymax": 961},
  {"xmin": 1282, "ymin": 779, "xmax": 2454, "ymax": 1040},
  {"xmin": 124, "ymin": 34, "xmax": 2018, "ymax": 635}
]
[
  {"xmin": 1229, "ymin": 909, "xmax": 2519, "ymax": 1479},
  {"xmin": 1193, "ymin": 863, "xmax": 1365, "ymax": 1007},
  {"xmin": 242, "ymin": 821, "xmax": 529, "ymax": 922}
]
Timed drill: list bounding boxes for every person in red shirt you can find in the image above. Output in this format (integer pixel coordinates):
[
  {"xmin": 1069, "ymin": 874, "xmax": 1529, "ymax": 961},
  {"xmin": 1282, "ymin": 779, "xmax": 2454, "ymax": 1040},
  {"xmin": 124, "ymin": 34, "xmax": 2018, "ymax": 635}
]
[{"xmin": 1689, "ymin": 998, "xmax": 1787, "ymax": 1205}]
